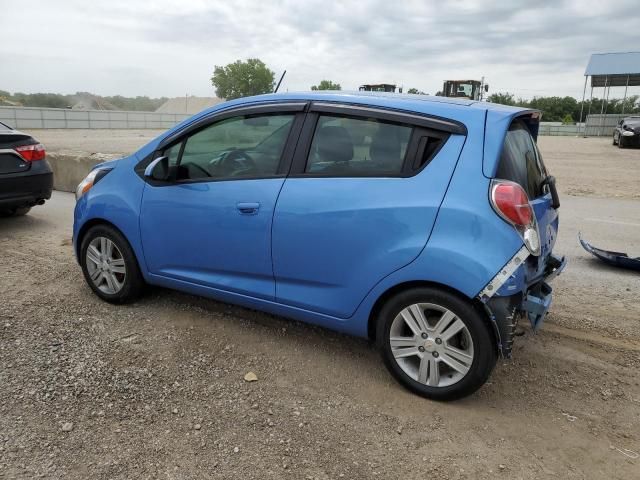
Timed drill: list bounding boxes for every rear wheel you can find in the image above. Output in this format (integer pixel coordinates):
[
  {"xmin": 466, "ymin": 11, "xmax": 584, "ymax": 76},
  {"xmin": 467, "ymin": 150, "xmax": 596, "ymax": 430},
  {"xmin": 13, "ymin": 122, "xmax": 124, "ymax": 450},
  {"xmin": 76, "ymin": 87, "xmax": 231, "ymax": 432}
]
[
  {"xmin": 376, "ymin": 287, "xmax": 497, "ymax": 401},
  {"xmin": 80, "ymin": 224, "xmax": 144, "ymax": 303},
  {"xmin": 0, "ymin": 207, "xmax": 31, "ymax": 217}
]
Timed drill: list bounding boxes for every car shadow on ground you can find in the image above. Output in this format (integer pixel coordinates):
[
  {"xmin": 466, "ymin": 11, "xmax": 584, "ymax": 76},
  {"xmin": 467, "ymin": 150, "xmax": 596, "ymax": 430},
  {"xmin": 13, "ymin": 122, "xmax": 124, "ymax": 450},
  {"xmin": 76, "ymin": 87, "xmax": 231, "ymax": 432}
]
[
  {"xmin": 577, "ymin": 255, "xmax": 640, "ymax": 277},
  {"xmin": 0, "ymin": 213, "xmax": 55, "ymax": 234}
]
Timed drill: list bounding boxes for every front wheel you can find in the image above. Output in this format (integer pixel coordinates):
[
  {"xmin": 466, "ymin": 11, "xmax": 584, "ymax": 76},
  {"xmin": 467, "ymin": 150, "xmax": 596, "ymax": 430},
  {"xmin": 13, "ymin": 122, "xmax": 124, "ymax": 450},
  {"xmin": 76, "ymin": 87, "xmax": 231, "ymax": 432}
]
[
  {"xmin": 618, "ymin": 136, "xmax": 626, "ymax": 148},
  {"xmin": 80, "ymin": 224, "xmax": 144, "ymax": 303},
  {"xmin": 376, "ymin": 287, "xmax": 497, "ymax": 401}
]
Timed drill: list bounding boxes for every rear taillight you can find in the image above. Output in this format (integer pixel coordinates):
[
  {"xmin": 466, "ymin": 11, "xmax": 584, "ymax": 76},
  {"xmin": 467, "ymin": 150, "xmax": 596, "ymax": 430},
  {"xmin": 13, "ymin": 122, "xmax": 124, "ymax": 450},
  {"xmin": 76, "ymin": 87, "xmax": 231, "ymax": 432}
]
[
  {"xmin": 14, "ymin": 143, "xmax": 45, "ymax": 161},
  {"xmin": 491, "ymin": 181, "xmax": 532, "ymax": 226},
  {"xmin": 490, "ymin": 179, "xmax": 541, "ymax": 256}
]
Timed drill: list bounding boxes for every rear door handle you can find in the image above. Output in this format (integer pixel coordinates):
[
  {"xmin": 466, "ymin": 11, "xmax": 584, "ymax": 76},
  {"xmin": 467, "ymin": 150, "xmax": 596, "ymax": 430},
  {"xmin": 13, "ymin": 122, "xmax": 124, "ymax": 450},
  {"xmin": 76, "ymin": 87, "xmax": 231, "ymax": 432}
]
[{"xmin": 236, "ymin": 202, "xmax": 260, "ymax": 215}]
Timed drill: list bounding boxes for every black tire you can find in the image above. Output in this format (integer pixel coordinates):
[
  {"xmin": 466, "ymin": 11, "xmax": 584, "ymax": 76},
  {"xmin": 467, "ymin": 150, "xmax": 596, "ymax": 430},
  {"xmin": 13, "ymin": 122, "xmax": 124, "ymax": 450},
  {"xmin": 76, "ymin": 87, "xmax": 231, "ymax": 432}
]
[
  {"xmin": 0, "ymin": 206, "xmax": 31, "ymax": 217},
  {"xmin": 80, "ymin": 224, "xmax": 144, "ymax": 304},
  {"xmin": 376, "ymin": 287, "xmax": 497, "ymax": 401}
]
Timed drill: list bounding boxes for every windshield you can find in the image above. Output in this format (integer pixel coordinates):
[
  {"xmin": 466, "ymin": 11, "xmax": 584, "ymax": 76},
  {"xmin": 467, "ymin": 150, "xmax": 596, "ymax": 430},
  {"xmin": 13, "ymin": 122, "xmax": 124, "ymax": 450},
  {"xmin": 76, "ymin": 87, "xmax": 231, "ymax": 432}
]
[
  {"xmin": 447, "ymin": 82, "xmax": 477, "ymax": 98},
  {"xmin": 457, "ymin": 83, "xmax": 473, "ymax": 97}
]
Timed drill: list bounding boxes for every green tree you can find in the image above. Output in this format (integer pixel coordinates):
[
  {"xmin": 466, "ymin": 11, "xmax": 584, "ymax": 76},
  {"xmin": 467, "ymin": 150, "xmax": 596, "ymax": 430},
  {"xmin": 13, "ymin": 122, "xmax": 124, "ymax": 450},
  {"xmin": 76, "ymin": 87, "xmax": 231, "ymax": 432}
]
[
  {"xmin": 105, "ymin": 95, "xmax": 168, "ymax": 111},
  {"xmin": 12, "ymin": 92, "xmax": 70, "ymax": 108},
  {"xmin": 211, "ymin": 58, "xmax": 275, "ymax": 100},
  {"xmin": 561, "ymin": 114, "xmax": 574, "ymax": 124},
  {"xmin": 407, "ymin": 88, "xmax": 425, "ymax": 94},
  {"xmin": 311, "ymin": 80, "xmax": 341, "ymax": 91},
  {"xmin": 528, "ymin": 96, "xmax": 577, "ymax": 122},
  {"xmin": 487, "ymin": 92, "xmax": 517, "ymax": 106}
]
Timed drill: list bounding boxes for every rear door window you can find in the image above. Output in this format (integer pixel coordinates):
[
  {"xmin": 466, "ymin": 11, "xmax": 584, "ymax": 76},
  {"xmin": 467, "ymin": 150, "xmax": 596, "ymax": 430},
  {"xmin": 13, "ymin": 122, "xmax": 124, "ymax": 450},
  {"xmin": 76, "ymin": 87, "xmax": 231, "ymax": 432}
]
[
  {"xmin": 305, "ymin": 115, "xmax": 412, "ymax": 176},
  {"xmin": 496, "ymin": 120, "xmax": 547, "ymax": 198}
]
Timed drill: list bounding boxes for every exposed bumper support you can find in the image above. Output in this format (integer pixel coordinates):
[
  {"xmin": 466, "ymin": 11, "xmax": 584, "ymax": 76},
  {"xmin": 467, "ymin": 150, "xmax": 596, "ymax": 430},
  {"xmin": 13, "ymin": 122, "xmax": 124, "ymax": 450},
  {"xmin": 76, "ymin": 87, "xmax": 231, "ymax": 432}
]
[
  {"xmin": 522, "ymin": 281, "xmax": 553, "ymax": 331},
  {"xmin": 481, "ymin": 251, "xmax": 566, "ymax": 357},
  {"xmin": 478, "ymin": 245, "xmax": 530, "ymax": 302}
]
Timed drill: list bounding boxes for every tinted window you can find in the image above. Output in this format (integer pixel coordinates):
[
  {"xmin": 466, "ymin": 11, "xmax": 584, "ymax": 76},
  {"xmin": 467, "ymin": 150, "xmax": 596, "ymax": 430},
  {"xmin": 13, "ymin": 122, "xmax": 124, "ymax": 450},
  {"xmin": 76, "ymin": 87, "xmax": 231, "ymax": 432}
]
[
  {"xmin": 167, "ymin": 114, "xmax": 295, "ymax": 181},
  {"xmin": 496, "ymin": 121, "xmax": 547, "ymax": 198},
  {"xmin": 165, "ymin": 142, "xmax": 181, "ymax": 166},
  {"xmin": 306, "ymin": 115, "xmax": 412, "ymax": 176}
]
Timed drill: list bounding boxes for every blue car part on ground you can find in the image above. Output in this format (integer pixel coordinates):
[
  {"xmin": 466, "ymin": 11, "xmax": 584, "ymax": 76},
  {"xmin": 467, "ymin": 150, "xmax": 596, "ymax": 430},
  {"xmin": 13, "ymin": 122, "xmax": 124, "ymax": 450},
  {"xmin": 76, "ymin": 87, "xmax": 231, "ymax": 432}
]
[{"xmin": 579, "ymin": 232, "xmax": 640, "ymax": 272}]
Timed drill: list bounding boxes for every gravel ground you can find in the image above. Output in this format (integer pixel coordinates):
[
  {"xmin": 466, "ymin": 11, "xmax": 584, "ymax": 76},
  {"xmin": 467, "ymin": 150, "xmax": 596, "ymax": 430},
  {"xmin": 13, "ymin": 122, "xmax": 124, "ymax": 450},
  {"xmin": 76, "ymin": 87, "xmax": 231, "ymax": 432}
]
[
  {"xmin": 539, "ymin": 136, "xmax": 640, "ymax": 200},
  {"xmin": 1, "ymin": 136, "xmax": 639, "ymax": 479}
]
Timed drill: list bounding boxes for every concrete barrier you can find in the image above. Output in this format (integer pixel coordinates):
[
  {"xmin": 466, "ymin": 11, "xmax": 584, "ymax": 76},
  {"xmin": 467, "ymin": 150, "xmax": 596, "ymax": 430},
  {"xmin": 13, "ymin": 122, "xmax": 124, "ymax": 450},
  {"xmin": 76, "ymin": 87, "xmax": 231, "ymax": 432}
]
[
  {"xmin": 0, "ymin": 106, "xmax": 189, "ymax": 130},
  {"xmin": 47, "ymin": 152, "xmax": 120, "ymax": 192}
]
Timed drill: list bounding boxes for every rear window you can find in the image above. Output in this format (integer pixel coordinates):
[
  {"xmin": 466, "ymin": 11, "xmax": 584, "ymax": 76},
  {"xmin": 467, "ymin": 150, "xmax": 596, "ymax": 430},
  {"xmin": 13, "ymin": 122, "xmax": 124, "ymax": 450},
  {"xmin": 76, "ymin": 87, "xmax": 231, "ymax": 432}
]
[{"xmin": 496, "ymin": 120, "xmax": 547, "ymax": 198}]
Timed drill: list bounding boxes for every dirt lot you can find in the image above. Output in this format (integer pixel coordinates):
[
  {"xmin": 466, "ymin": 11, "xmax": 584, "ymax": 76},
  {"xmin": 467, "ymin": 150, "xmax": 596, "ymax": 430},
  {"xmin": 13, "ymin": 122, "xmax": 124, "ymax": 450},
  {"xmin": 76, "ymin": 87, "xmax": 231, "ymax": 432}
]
[
  {"xmin": 540, "ymin": 136, "xmax": 640, "ymax": 200},
  {"xmin": 1, "ymin": 135, "xmax": 639, "ymax": 479}
]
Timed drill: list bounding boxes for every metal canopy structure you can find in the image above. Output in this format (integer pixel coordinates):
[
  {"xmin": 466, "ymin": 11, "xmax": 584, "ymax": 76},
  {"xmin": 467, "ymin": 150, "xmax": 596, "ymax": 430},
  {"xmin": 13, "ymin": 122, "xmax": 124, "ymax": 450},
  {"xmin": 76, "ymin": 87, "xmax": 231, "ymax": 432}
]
[
  {"xmin": 579, "ymin": 51, "xmax": 640, "ymax": 135},
  {"xmin": 585, "ymin": 52, "xmax": 640, "ymax": 87}
]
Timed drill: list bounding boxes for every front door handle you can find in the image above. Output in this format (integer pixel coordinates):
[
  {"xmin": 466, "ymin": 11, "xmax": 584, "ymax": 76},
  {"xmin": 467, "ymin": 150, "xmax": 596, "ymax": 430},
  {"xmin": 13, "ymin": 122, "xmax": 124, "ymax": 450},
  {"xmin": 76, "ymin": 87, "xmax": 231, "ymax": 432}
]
[{"xmin": 236, "ymin": 202, "xmax": 260, "ymax": 215}]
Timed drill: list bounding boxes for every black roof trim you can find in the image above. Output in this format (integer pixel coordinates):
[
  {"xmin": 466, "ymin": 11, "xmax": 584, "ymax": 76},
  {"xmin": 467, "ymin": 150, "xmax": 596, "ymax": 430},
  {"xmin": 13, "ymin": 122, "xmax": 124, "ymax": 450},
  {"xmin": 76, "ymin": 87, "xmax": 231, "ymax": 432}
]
[
  {"xmin": 159, "ymin": 101, "xmax": 308, "ymax": 149},
  {"xmin": 309, "ymin": 101, "xmax": 467, "ymax": 135}
]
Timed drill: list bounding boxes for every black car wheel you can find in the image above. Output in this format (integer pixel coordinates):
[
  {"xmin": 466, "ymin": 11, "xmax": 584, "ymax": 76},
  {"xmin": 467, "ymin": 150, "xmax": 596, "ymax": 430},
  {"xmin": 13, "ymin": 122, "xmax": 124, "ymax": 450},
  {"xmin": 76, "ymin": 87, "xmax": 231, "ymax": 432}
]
[
  {"xmin": 376, "ymin": 287, "xmax": 497, "ymax": 401},
  {"xmin": 618, "ymin": 136, "xmax": 626, "ymax": 148},
  {"xmin": 80, "ymin": 224, "xmax": 144, "ymax": 303}
]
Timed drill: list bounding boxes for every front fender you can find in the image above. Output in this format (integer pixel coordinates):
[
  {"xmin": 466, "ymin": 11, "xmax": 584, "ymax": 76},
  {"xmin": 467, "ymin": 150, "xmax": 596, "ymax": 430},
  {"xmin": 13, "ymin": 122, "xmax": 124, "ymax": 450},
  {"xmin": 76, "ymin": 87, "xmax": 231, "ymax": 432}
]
[{"xmin": 73, "ymin": 155, "xmax": 149, "ymax": 278}]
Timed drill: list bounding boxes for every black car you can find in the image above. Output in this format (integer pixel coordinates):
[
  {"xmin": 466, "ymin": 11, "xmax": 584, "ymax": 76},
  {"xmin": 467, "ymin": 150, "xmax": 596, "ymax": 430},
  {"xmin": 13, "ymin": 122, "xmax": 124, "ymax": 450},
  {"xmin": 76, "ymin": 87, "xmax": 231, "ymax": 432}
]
[
  {"xmin": 0, "ymin": 122, "xmax": 53, "ymax": 216},
  {"xmin": 613, "ymin": 116, "xmax": 640, "ymax": 148}
]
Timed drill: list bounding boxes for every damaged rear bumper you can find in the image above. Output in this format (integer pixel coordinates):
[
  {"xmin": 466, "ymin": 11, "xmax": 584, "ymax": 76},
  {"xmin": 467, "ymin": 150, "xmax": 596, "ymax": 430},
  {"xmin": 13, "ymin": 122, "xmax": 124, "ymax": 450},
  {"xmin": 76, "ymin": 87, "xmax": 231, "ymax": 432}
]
[
  {"xmin": 579, "ymin": 233, "xmax": 640, "ymax": 272},
  {"xmin": 478, "ymin": 247, "xmax": 567, "ymax": 357}
]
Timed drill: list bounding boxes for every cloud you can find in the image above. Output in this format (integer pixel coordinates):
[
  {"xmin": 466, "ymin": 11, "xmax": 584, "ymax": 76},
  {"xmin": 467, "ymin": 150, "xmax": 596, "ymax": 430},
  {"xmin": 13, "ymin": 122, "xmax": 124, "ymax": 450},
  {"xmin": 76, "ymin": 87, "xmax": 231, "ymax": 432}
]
[{"xmin": 1, "ymin": 0, "xmax": 639, "ymax": 99}]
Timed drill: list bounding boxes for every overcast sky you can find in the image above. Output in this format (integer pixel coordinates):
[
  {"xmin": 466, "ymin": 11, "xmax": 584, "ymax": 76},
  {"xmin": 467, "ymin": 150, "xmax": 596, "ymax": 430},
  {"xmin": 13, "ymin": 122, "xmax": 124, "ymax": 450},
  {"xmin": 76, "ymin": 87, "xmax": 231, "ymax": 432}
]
[{"xmin": 1, "ymin": 0, "xmax": 639, "ymax": 99}]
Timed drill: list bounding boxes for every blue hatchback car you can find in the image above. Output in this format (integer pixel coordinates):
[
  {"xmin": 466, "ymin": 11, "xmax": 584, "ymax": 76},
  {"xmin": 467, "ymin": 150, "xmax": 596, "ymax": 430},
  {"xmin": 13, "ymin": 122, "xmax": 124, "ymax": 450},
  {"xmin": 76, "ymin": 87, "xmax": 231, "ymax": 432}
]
[{"xmin": 73, "ymin": 92, "xmax": 565, "ymax": 400}]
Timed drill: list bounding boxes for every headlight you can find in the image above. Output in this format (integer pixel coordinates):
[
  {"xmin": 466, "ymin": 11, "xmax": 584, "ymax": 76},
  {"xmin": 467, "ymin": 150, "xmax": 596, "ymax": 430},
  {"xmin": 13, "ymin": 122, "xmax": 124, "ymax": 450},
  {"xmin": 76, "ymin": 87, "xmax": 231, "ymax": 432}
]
[{"xmin": 75, "ymin": 168, "xmax": 112, "ymax": 201}]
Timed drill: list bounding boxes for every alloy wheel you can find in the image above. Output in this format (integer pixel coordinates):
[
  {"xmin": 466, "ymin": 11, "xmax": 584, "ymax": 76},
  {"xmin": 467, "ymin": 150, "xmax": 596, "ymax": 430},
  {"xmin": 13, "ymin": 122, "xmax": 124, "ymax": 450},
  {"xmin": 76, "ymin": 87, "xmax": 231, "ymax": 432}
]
[
  {"xmin": 389, "ymin": 303, "xmax": 474, "ymax": 388},
  {"xmin": 85, "ymin": 236, "xmax": 127, "ymax": 294}
]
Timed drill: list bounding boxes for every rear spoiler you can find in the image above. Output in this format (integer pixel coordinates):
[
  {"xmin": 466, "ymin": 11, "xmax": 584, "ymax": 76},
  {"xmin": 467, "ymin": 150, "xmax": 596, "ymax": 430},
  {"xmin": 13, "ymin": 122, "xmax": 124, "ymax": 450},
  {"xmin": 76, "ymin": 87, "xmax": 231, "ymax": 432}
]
[{"xmin": 518, "ymin": 111, "xmax": 542, "ymax": 141}]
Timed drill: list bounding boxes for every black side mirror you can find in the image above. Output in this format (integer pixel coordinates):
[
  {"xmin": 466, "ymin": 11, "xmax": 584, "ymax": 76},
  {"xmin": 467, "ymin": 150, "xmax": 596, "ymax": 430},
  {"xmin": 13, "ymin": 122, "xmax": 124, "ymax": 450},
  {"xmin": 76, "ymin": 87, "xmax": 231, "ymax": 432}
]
[{"xmin": 144, "ymin": 156, "xmax": 170, "ymax": 181}]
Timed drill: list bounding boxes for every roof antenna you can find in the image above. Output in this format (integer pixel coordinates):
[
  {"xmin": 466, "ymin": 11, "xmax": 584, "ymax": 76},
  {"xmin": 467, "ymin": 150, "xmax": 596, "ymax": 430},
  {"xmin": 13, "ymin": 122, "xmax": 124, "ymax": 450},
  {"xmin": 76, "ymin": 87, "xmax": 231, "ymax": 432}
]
[{"xmin": 274, "ymin": 70, "xmax": 287, "ymax": 93}]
